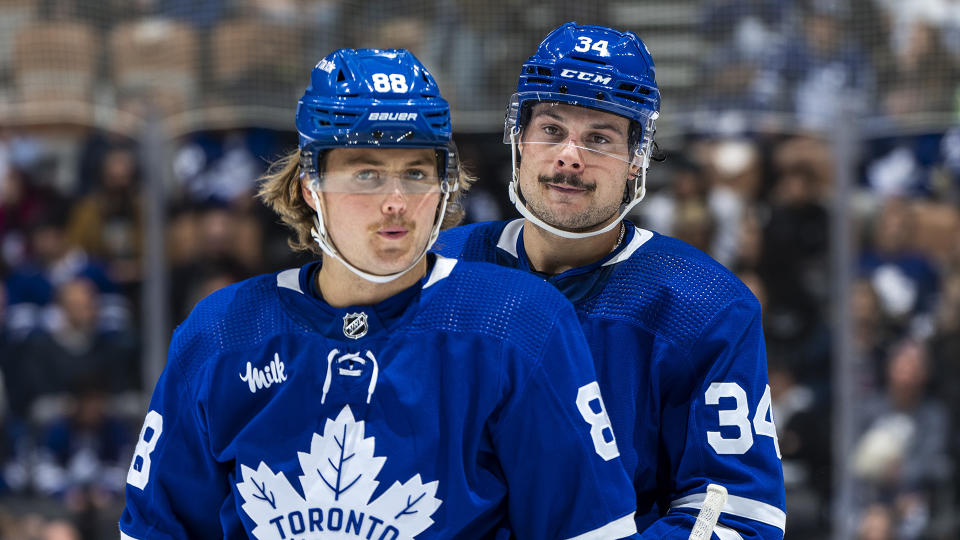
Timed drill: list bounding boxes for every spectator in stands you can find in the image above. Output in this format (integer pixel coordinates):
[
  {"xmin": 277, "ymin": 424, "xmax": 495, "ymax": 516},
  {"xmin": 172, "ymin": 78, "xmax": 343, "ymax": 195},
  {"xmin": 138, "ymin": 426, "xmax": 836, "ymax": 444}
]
[
  {"xmin": 0, "ymin": 281, "xmax": 6, "ymax": 352},
  {"xmin": 4, "ymin": 209, "xmax": 128, "ymax": 341},
  {"xmin": 697, "ymin": 0, "xmax": 792, "ymax": 112},
  {"xmin": 66, "ymin": 144, "xmax": 143, "ymax": 291},
  {"xmin": 929, "ymin": 269, "xmax": 960, "ymax": 508},
  {"xmin": 4, "ymin": 277, "xmax": 138, "ymax": 418},
  {"xmin": 734, "ymin": 207, "xmax": 764, "ymax": 272},
  {"xmin": 877, "ymin": 20, "xmax": 956, "ymax": 118},
  {"xmin": 852, "ymin": 338, "xmax": 950, "ymax": 539},
  {"xmin": 38, "ymin": 518, "xmax": 82, "ymax": 540},
  {"xmin": 759, "ymin": 137, "xmax": 830, "ymax": 363},
  {"xmin": 638, "ymin": 155, "xmax": 710, "ymax": 235},
  {"xmin": 0, "ymin": 159, "xmax": 64, "ymax": 276},
  {"xmin": 775, "ymin": 0, "xmax": 874, "ymax": 128},
  {"xmin": 769, "ymin": 354, "xmax": 831, "ymax": 537},
  {"xmin": 168, "ymin": 201, "xmax": 255, "ymax": 324},
  {"xmin": 0, "ymin": 359, "xmax": 29, "ymax": 498},
  {"xmin": 171, "ymin": 131, "xmax": 266, "ymax": 205},
  {"xmin": 859, "ymin": 197, "xmax": 940, "ymax": 331},
  {"xmin": 851, "ymin": 278, "xmax": 901, "ymax": 388},
  {"xmin": 857, "ymin": 503, "xmax": 895, "ymax": 540},
  {"xmin": 703, "ymin": 139, "xmax": 761, "ymax": 266},
  {"xmin": 33, "ymin": 379, "xmax": 132, "ymax": 539}
]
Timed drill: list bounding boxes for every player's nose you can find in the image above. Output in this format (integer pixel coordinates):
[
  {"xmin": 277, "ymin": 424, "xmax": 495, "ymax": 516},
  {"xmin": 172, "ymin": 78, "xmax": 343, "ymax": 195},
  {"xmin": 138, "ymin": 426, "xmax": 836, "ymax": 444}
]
[
  {"xmin": 381, "ymin": 189, "xmax": 407, "ymax": 215},
  {"xmin": 555, "ymin": 139, "xmax": 583, "ymax": 172}
]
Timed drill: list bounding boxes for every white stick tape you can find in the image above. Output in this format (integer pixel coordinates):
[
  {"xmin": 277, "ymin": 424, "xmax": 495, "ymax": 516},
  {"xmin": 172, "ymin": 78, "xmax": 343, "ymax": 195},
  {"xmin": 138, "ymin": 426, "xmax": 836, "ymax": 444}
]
[{"xmin": 688, "ymin": 484, "xmax": 729, "ymax": 540}]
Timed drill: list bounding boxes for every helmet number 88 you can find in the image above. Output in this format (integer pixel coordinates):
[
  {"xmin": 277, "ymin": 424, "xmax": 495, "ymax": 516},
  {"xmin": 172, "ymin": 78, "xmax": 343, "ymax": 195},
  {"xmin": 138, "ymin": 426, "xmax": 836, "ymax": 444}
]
[{"xmin": 371, "ymin": 73, "xmax": 408, "ymax": 93}]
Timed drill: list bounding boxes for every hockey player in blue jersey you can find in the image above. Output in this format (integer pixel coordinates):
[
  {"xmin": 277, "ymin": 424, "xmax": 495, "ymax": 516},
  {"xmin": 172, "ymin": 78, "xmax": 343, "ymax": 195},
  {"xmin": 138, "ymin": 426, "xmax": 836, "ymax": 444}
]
[
  {"xmin": 434, "ymin": 23, "xmax": 787, "ymax": 539},
  {"xmin": 120, "ymin": 48, "xmax": 641, "ymax": 539}
]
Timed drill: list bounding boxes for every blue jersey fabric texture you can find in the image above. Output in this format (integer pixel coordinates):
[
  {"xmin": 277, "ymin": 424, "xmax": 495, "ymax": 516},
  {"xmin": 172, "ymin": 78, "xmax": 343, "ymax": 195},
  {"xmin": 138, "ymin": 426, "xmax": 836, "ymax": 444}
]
[
  {"xmin": 434, "ymin": 220, "xmax": 788, "ymax": 540},
  {"xmin": 120, "ymin": 255, "xmax": 640, "ymax": 540}
]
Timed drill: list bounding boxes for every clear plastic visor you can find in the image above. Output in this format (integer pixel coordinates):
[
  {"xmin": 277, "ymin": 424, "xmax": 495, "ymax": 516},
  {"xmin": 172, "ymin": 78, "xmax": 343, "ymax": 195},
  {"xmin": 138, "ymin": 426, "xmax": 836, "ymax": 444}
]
[
  {"xmin": 300, "ymin": 146, "xmax": 457, "ymax": 194},
  {"xmin": 504, "ymin": 92, "xmax": 657, "ymax": 135},
  {"xmin": 503, "ymin": 95, "xmax": 654, "ymax": 165},
  {"xmin": 309, "ymin": 170, "xmax": 444, "ymax": 195},
  {"xmin": 513, "ymin": 139, "xmax": 635, "ymax": 166}
]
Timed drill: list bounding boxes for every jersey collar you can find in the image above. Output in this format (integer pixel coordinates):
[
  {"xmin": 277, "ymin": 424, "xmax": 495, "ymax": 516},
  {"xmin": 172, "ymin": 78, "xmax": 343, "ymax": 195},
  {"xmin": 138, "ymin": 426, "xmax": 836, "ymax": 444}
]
[
  {"xmin": 496, "ymin": 219, "xmax": 654, "ymax": 303},
  {"xmin": 275, "ymin": 254, "xmax": 458, "ymax": 340}
]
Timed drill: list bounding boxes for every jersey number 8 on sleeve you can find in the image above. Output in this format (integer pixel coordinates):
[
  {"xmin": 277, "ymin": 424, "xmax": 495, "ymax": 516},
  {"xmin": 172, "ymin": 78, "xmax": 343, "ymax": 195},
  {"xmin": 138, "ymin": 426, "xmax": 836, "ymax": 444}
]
[
  {"xmin": 705, "ymin": 383, "xmax": 781, "ymax": 458},
  {"xmin": 576, "ymin": 382, "xmax": 619, "ymax": 461},
  {"xmin": 127, "ymin": 410, "xmax": 163, "ymax": 489}
]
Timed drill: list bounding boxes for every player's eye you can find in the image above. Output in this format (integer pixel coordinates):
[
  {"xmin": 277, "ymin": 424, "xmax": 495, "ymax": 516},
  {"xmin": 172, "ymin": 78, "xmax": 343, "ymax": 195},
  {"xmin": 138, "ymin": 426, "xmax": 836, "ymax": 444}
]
[
  {"xmin": 353, "ymin": 169, "xmax": 382, "ymax": 182},
  {"xmin": 403, "ymin": 168, "xmax": 429, "ymax": 181},
  {"xmin": 542, "ymin": 125, "xmax": 563, "ymax": 138},
  {"xmin": 588, "ymin": 134, "xmax": 610, "ymax": 145}
]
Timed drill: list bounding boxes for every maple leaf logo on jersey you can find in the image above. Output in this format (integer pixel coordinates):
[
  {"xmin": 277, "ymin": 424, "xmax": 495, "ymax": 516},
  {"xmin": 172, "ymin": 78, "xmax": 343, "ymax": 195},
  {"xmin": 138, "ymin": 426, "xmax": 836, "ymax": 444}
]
[{"xmin": 236, "ymin": 406, "xmax": 441, "ymax": 539}]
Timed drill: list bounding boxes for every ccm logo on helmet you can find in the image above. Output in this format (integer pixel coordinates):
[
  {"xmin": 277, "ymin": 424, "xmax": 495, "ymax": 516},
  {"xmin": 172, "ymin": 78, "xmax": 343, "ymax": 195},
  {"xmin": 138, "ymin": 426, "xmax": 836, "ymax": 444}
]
[
  {"xmin": 367, "ymin": 112, "xmax": 419, "ymax": 121},
  {"xmin": 559, "ymin": 69, "xmax": 612, "ymax": 85}
]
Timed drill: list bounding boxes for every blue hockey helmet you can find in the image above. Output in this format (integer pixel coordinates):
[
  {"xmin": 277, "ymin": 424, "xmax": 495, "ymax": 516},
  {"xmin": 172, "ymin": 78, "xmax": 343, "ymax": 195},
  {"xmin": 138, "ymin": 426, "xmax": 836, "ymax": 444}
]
[
  {"xmin": 295, "ymin": 49, "xmax": 458, "ymax": 283},
  {"xmin": 504, "ymin": 22, "xmax": 661, "ymax": 239},
  {"xmin": 506, "ymin": 22, "xmax": 659, "ymax": 152},
  {"xmin": 297, "ymin": 48, "xmax": 457, "ymax": 188}
]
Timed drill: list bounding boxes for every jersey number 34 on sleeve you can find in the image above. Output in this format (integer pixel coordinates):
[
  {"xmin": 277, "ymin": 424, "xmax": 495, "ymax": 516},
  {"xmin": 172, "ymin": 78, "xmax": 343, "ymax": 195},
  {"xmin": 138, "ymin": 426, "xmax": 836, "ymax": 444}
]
[{"xmin": 705, "ymin": 383, "xmax": 781, "ymax": 458}]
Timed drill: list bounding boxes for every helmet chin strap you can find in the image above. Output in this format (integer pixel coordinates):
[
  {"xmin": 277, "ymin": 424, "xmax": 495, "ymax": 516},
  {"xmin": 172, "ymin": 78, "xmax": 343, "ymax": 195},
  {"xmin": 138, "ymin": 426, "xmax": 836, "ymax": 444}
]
[
  {"xmin": 307, "ymin": 183, "xmax": 449, "ymax": 284},
  {"xmin": 507, "ymin": 129, "xmax": 648, "ymax": 240}
]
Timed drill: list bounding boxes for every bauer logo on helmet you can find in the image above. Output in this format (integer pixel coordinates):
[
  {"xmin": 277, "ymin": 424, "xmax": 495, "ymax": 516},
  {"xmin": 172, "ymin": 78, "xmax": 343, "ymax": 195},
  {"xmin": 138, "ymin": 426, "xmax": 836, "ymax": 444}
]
[{"xmin": 367, "ymin": 112, "xmax": 419, "ymax": 121}]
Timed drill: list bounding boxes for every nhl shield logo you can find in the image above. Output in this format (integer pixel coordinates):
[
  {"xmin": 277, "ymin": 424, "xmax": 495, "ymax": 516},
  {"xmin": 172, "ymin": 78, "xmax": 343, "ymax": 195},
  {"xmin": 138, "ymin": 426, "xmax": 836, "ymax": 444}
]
[{"xmin": 343, "ymin": 312, "xmax": 368, "ymax": 339}]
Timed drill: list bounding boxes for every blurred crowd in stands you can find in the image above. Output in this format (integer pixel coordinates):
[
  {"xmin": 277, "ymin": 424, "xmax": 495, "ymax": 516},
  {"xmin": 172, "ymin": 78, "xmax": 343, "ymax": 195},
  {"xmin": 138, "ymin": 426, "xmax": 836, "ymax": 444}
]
[{"xmin": 0, "ymin": 0, "xmax": 959, "ymax": 539}]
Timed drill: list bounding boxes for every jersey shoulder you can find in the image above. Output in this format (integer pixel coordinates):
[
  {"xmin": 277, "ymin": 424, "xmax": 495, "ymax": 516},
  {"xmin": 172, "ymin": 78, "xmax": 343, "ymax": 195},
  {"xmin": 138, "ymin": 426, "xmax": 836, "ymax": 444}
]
[
  {"xmin": 169, "ymin": 272, "xmax": 310, "ymax": 381},
  {"xmin": 584, "ymin": 231, "xmax": 759, "ymax": 352},
  {"xmin": 413, "ymin": 258, "xmax": 577, "ymax": 360},
  {"xmin": 434, "ymin": 221, "xmax": 506, "ymax": 262}
]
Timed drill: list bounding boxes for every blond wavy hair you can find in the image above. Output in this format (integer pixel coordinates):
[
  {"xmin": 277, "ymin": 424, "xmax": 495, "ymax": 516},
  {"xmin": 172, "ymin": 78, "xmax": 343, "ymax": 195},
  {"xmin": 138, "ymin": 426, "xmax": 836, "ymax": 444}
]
[{"xmin": 257, "ymin": 148, "xmax": 474, "ymax": 256}]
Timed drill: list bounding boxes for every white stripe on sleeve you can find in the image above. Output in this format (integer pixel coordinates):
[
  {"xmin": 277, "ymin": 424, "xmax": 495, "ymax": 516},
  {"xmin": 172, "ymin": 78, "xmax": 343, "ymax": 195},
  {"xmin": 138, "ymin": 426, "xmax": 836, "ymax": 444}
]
[
  {"xmin": 714, "ymin": 524, "xmax": 746, "ymax": 540},
  {"xmin": 565, "ymin": 512, "xmax": 637, "ymax": 540},
  {"xmin": 671, "ymin": 492, "xmax": 786, "ymax": 532}
]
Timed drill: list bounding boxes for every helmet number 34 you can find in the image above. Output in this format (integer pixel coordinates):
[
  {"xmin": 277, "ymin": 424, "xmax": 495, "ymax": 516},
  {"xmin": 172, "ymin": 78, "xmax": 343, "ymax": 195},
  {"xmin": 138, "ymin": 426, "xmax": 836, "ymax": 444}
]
[
  {"xmin": 573, "ymin": 36, "xmax": 610, "ymax": 57},
  {"xmin": 371, "ymin": 73, "xmax": 409, "ymax": 93}
]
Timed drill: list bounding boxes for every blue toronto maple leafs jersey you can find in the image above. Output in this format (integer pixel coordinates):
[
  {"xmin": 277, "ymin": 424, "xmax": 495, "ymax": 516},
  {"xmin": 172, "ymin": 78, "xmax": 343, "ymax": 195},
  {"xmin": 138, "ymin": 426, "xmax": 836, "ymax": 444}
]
[
  {"xmin": 120, "ymin": 255, "xmax": 640, "ymax": 540},
  {"xmin": 434, "ymin": 221, "xmax": 787, "ymax": 540}
]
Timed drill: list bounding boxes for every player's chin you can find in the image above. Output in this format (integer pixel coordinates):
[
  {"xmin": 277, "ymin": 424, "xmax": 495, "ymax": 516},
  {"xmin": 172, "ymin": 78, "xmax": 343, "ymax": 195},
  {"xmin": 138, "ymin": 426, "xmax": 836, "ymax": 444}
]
[
  {"xmin": 373, "ymin": 247, "xmax": 422, "ymax": 271},
  {"xmin": 537, "ymin": 207, "xmax": 598, "ymax": 231}
]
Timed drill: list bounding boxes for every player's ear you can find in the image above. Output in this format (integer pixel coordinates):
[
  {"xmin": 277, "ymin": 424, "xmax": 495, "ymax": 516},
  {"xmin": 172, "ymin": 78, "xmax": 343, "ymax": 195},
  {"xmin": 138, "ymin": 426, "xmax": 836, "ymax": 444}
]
[
  {"xmin": 300, "ymin": 176, "xmax": 319, "ymax": 211},
  {"xmin": 628, "ymin": 151, "xmax": 642, "ymax": 178}
]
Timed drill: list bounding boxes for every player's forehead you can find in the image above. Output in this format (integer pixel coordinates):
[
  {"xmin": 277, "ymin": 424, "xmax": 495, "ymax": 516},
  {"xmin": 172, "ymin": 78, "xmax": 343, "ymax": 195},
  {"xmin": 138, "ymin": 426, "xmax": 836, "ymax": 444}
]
[
  {"xmin": 324, "ymin": 147, "xmax": 437, "ymax": 171},
  {"xmin": 528, "ymin": 102, "xmax": 631, "ymax": 134}
]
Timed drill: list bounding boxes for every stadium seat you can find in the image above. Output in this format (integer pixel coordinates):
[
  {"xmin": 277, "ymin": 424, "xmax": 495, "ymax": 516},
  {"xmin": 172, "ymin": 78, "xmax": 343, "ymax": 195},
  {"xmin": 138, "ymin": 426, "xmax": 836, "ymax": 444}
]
[
  {"xmin": 110, "ymin": 18, "xmax": 198, "ymax": 116},
  {"xmin": 12, "ymin": 20, "xmax": 97, "ymax": 118}
]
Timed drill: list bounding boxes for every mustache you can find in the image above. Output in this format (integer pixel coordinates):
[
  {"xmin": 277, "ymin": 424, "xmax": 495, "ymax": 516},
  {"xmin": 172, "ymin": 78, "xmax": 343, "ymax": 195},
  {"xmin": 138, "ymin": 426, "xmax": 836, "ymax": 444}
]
[
  {"xmin": 538, "ymin": 173, "xmax": 596, "ymax": 192},
  {"xmin": 368, "ymin": 218, "xmax": 416, "ymax": 232}
]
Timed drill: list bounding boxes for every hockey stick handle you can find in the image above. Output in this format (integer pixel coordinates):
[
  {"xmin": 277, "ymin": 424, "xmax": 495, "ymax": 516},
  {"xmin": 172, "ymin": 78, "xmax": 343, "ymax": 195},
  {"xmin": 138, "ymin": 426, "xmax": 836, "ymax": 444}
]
[{"xmin": 687, "ymin": 484, "xmax": 728, "ymax": 540}]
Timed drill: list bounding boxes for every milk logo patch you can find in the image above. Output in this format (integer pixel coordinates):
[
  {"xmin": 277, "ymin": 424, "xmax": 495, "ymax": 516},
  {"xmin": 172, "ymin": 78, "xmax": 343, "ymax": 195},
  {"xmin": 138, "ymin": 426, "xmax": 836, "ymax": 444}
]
[
  {"xmin": 343, "ymin": 312, "xmax": 368, "ymax": 339},
  {"xmin": 240, "ymin": 353, "xmax": 288, "ymax": 394},
  {"xmin": 237, "ymin": 405, "xmax": 442, "ymax": 539}
]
